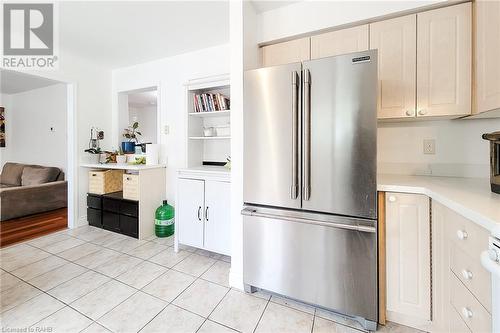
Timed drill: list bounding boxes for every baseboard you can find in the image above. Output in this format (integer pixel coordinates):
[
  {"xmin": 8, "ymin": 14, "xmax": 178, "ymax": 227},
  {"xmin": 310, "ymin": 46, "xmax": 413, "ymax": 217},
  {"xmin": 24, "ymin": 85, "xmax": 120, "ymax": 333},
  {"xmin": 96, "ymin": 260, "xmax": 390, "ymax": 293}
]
[
  {"xmin": 387, "ymin": 310, "xmax": 432, "ymax": 331},
  {"xmin": 75, "ymin": 215, "xmax": 89, "ymax": 228},
  {"xmin": 229, "ymin": 269, "xmax": 244, "ymax": 290}
]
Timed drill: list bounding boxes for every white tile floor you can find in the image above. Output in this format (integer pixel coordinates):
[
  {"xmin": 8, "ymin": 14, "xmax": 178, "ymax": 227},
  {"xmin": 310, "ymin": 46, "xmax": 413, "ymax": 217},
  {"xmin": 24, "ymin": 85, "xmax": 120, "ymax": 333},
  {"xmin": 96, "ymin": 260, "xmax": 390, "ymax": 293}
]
[{"xmin": 0, "ymin": 226, "xmax": 424, "ymax": 333}]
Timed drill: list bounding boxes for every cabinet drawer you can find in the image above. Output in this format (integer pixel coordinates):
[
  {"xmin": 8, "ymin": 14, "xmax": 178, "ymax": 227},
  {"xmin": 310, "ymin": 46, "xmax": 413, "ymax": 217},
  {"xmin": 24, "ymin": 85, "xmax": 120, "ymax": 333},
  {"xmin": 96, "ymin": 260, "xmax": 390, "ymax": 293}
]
[
  {"xmin": 87, "ymin": 208, "xmax": 102, "ymax": 228},
  {"xmin": 450, "ymin": 243, "xmax": 492, "ymax": 312},
  {"xmin": 120, "ymin": 215, "xmax": 138, "ymax": 238},
  {"xmin": 449, "ymin": 303, "xmax": 472, "ymax": 333},
  {"xmin": 87, "ymin": 194, "xmax": 102, "ymax": 209},
  {"xmin": 120, "ymin": 200, "xmax": 138, "ymax": 218},
  {"xmin": 123, "ymin": 174, "xmax": 139, "ymax": 201},
  {"xmin": 450, "ymin": 272, "xmax": 492, "ymax": 333},
  {"xmin": 102, "ymin": 211, "xmax": 120, "ymax": 232},
  {"xmin": 446, "ymin": 208, "xmax": 489, "ymax": 261},
  {"xmin": 102, "ymin": 197, "xmax": 121, "ymax": 213}
]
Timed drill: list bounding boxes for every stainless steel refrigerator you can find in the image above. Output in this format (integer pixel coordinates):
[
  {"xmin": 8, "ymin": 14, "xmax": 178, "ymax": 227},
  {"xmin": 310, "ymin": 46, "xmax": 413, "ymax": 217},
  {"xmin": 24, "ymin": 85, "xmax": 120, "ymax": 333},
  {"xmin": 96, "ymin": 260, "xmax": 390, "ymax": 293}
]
[{"xmin": 242, "ymin": 50, "xmax": 378, "ymax": 331}]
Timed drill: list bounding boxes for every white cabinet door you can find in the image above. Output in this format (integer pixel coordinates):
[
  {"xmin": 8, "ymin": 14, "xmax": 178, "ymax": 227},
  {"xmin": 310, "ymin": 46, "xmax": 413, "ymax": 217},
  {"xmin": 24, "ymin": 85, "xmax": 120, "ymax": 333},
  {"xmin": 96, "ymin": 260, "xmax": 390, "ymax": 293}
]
[
  {"xmin": 386, "ymin": 192, "xmax": 431, "ymax": 330},
  {"xmin": 204, "ymin": 180, "xmax": 231, "ymax": 256},
  {"xmin": 261, "ymin": 37, "xmax": 310, "ymax": 67},
  {"xmin": 416, "ymin": 3, "xmax": 472, "ymax": 118},
  {"xmin": 177, "ymin": 178, "xmax": 205, "ymax": 248},
  {"xmin": 475, "ymin": 0, "xmax": 500, "ymax": 114},
  {"xmin": 310, "ymin": 25, "xmax": 369, "ymax": 59},
  {"xmin": 370, "ymin": 15, "xmax": 417, "ymax": 119}
]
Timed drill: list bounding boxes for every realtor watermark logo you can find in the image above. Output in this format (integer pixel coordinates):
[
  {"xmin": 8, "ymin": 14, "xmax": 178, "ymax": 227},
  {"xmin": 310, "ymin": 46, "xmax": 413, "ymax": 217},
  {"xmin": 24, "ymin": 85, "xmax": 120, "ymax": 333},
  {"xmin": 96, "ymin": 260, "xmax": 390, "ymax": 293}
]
[{"xmin": 1, "ymin": 2, "xmax": 59, "ymax": 70}]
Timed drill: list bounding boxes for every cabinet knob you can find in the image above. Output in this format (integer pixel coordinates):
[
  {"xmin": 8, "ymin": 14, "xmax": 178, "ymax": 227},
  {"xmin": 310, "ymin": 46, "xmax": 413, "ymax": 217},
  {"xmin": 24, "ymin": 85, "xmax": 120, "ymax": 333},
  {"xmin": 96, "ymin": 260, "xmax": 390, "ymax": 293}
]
[
  {"xmin": 418, "ymin": 109, "xmax": 427, "ymax": 116},
  {"xmin": 461, "ymin": 307, "xmax": 473, "ymax": 319},
  {"xmin": 488, "ymin": 249, "xmax": 499, "ymax": 262},
  {"xmin": 388, "ymin": 195, "xmax": 397, "ymax": 203},
  {"xmin": 405, "ymin": 110, "xmax": 414, "ymax": 117},
  {"xmin": 461, "ymin": 269, "xmax": 473, "ymax": 280},
  {"xmin": 456, "ymin": 230, "xmax": 468, "ymax": 240}
]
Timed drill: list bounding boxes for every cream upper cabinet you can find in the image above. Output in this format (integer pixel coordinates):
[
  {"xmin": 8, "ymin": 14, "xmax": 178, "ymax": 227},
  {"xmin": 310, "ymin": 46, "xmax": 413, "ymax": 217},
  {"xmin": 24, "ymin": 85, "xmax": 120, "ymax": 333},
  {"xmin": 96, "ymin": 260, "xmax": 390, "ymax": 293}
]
[
  {"xmin": 385, "ymin": 192, "xmax": 431, "ymax": 330},
  {"xmin": 310, "ymin": 25, "xmax": 368, "ymax": 59},
  {"xmin": 474, "ymin": 0, "xmax": 500, "ymax": 114},
  {"xmin": 416, "ymin": 3, "xmax": 472, "ymax": 118},
  {"xmin": 261, "ymin": 37, "xmax": 310, "ymax": 67},
  {"xmin": 370, "ymin": 15, "xmax": 417, "ymax": 119}
]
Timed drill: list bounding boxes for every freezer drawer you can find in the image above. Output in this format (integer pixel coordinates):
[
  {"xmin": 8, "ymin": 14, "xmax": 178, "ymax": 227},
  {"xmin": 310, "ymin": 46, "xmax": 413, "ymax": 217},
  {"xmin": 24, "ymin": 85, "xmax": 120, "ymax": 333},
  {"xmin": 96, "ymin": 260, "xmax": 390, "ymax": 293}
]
[{"xmin": 242, "ymin": 207, "xmax": 377, "ymax": 327}]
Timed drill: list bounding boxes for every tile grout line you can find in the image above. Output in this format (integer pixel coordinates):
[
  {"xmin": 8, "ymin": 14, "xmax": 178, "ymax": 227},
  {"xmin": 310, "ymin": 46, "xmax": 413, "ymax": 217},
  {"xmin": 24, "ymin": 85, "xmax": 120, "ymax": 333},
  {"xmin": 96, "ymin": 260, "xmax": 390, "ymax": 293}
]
[{"xmin": 252, "ymin": 295, "xmax": 271, "ymax": 333}]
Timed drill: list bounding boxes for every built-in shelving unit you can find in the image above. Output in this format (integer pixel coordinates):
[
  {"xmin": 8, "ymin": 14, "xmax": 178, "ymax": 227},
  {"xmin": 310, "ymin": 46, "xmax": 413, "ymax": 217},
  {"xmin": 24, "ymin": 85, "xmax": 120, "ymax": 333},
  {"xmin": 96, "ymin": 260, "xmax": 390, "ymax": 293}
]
[{"xmin": 185, "ymin": 74, "xmax": 230, "ymax": 169}]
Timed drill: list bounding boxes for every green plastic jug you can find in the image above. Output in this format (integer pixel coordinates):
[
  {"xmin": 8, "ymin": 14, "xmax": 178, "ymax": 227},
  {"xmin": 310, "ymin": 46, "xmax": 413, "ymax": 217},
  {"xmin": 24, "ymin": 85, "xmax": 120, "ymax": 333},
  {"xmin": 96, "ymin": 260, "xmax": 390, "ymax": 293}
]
[{"xmin": 155, "ymin": 200, "xmax": 174, "ymax": 237}]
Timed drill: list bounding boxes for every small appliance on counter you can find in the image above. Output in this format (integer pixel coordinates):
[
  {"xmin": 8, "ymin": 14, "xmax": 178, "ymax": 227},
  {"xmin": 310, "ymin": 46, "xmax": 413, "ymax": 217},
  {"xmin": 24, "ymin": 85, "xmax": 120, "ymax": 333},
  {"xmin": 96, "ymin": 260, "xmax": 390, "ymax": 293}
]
[{"xmin": 482, "ymin": 131, "xmax": 500, "ymax": 194}]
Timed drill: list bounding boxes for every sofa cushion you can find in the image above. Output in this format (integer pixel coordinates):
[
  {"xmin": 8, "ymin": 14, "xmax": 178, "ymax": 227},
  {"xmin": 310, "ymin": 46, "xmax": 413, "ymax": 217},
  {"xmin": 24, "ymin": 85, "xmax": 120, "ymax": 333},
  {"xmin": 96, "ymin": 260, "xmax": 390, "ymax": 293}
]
[
  {"xmin": 21, "ymin": 166, "xmax": 59, "ymax": 186},
  {"xmin": 0, "ymin": 163, "xmax": 25, "ymax": 186}
]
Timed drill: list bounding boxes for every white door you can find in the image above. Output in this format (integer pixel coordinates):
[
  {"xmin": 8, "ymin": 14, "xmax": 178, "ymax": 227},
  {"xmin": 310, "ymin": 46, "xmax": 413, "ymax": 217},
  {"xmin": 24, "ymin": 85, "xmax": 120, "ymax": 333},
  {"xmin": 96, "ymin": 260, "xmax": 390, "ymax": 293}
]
[
  {"xmin": 204, "ymin": 180, "xmax": 231, "ymax": 255},
  {"xmin": 177, "ymin": 178, "xmax": 205, "ymax": 248},
  {"xmin": 370, "ymin": 15, "xmax": 417, "ymax": 119},
  {"xmin": 475, "ymin": 0, "xmax": 500, "ymax": 114},
  {"xmin": 310, "ymin": 25, "xmax": 369, "ymax": 59},
  {"xmin": 385, "ymin": 192, "xmax": 431, "ymax": 330},
  {"xmin": 416, "ymin": 3, "xmax": 471, "ymax": 118}
]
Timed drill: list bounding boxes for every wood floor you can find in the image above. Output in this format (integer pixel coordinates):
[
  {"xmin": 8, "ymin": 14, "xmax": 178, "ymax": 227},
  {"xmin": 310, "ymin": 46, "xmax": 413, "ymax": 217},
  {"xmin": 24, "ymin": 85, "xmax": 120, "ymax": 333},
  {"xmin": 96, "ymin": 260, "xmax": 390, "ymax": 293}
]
[{"xmin": 0, "ymin": 208, "xmax": 68, "ymax": 248}]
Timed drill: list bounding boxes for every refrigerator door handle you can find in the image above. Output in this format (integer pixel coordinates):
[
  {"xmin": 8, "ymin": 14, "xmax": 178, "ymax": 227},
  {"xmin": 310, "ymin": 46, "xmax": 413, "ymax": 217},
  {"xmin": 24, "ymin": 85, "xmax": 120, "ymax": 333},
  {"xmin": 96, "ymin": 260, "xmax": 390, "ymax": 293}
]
[
  {"xmin": 291, "ymin": 71, "xmax": 299, "ymax": 200},
  {"xmin": 241, "ymin": 208, "xmax": 376, "ymax": 233},
  {"xmin": 303, "ymin": 68, "xmax": 311, "ymax": 201}
]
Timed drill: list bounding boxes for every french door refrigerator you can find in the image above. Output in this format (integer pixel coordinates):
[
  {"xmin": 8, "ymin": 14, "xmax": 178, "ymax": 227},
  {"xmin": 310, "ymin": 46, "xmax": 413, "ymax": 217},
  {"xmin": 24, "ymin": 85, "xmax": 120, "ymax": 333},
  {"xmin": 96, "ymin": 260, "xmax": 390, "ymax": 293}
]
[{"xmin": 242, "ymin": 50, "xmax": 378, "ymax": 331}]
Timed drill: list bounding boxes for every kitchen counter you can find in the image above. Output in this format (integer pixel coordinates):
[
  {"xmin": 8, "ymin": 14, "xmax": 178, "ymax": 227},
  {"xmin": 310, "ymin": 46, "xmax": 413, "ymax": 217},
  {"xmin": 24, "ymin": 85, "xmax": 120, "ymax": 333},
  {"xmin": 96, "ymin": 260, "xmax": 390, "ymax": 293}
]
[
  {"xmin": 378, "ymin": 174, "xmax": 500, "ymax": 237},
  {"xmin": 80, "ymin": 163, "xmax": 167, "ymax": 171}
]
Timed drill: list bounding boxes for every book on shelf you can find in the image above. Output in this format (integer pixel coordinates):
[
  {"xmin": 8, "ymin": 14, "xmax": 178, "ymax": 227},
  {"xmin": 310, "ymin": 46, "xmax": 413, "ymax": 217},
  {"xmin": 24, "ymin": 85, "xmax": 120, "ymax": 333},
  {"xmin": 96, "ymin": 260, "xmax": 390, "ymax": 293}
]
[{"xmin": 193, "ymin": 93, "xmax": 230, "ymax": 113}]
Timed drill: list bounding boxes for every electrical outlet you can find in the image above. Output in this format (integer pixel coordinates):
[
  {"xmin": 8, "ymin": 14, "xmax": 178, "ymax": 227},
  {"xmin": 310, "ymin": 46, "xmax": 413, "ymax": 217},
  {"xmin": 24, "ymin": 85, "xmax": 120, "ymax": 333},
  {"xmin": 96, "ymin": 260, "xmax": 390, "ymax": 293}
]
[
  {"xmin": 164, "ymin": 125, "xmax": 170, "ymax": 135},
  {"xmin": 423, "ymin": 139, "xmax": 436, "ymax": 155}
]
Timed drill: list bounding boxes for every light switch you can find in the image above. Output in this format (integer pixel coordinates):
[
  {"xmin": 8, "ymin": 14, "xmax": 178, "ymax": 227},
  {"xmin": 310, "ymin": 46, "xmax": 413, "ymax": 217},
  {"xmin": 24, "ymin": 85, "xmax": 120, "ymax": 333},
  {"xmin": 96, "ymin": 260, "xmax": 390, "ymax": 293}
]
[{"xmin": 50, "ymin": 126, "xmax": 56, "ymax": 132}]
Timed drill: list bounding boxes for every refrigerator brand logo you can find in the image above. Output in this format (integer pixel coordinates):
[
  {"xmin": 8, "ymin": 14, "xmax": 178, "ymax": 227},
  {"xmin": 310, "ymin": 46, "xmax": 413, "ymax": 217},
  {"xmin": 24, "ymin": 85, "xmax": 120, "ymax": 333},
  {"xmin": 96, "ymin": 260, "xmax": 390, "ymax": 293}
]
[
  {"xmin": 2, "ymin": 2, "xmax": 58, "ymax": 70},
  {"xmin": 352, "ymin": 56, "xmax": 370, "ymax": 64}
]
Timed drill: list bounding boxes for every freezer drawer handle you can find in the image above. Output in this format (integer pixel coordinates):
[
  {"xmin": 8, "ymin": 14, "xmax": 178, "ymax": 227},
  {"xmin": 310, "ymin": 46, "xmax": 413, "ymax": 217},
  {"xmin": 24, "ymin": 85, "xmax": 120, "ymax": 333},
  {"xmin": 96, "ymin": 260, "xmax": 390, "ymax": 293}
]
[
  {"xmin": 291, "ymin": 70, "xmax": 299, "ymax": 200},
  {"xmin": 302, "ymin": 68, "xmax": 311, "ymax": 201},
  {"xmin": 241, "ymin": 209, "xmax": 376, "ymax": 233}
]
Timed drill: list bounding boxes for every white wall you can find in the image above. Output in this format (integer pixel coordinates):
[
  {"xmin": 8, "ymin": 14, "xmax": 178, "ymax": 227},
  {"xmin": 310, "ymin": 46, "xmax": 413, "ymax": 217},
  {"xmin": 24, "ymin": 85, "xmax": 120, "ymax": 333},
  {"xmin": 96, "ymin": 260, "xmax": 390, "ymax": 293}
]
[
  {"xmin": 25, "ymin": 47, "xmax": 112, "ymax": 227},
  {"xmin": 129, "ymin": 105, "xmax": 157, "ymax": 144},
  {"xmin": 112, "ymin": 44, "xmax": 230, "ymax": 203},
  {"xmin": 378, "ymin": 118, "xmax": 500, "ymax": 178},
  {"xmin": 0, "ymin": 84, "xmax": 67, "ymax": 172},
  {"xmin": 257, "ymin": 0, "xmax": 445, "ymax": 43}
]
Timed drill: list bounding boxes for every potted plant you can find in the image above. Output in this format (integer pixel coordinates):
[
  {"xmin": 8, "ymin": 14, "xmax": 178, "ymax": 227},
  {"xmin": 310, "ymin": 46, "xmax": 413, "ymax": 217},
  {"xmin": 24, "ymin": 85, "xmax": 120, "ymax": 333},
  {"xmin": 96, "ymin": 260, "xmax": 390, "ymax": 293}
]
[
  {"xmin": 122, "ymin": 121, "xmax": 141, "ymax": 153},
  {"xmin": 116, "ymin": 147, "xmax": 127, "ymax": 164},
  {"xmin": 84, "ymin": 147, "xmax": 102, "ymax": 164}
]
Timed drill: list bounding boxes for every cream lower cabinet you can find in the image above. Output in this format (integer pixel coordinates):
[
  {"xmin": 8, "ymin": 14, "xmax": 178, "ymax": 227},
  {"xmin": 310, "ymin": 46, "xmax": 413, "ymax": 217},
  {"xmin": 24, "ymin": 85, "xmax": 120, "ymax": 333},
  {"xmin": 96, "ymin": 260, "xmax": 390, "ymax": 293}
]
[
  {"xmin": 176, "ymin": 173, "xmax": 231, "ymax": 256},
  {"xmin": 385, "ymin": 192, "xmax": 431, "ymax": 330},
  {"xmin": 432, "ymin": 201, "xmax": 491, "ymax": 333},
  {"xmin": 474, "ymin": 0, "xmax": 500, "ymax": 115}
]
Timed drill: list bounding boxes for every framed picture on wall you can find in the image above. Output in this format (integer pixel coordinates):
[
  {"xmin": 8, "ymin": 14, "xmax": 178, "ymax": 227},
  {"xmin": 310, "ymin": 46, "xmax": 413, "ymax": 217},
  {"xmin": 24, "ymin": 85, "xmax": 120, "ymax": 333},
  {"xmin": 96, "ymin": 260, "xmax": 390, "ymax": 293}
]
[{"xmin": 0, "ymin": 107, "xmax": 5, "ymax": 147}]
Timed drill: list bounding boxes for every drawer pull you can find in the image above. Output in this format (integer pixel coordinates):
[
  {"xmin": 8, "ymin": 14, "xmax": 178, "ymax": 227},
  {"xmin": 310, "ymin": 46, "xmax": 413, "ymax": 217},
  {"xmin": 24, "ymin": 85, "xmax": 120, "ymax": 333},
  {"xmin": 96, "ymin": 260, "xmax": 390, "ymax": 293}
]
[
  {"xmin": 461, "ymin": 269, "xmax": 473, "ymax": 280},
  {"xmin": 456, "ymin": 230, "xmax": 468, "ymax": 240},
  {"xmin": 388, "ymin": 195, "xmax": 397, "ymax": 203},
  {"xmin": 461, "ymin": 307, "xmax": 473, "ymax": 319}
]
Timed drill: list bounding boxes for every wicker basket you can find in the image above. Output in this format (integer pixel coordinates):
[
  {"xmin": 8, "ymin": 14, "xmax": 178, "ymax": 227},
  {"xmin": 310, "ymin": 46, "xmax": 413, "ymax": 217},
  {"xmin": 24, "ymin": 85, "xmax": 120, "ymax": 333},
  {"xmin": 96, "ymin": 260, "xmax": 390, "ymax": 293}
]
[
  {"xmin": 88, "ymin": 169, "xmax": 124, "ymax": 194},
  {"xmin": 123, "ymin": 174, "xmax": 140, "ymax": 201}
]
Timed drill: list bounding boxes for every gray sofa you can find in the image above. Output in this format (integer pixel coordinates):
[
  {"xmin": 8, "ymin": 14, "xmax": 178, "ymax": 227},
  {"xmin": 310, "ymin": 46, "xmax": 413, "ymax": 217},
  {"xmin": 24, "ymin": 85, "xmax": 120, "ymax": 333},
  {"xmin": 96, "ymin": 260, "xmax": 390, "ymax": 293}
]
[{"xmin": 0, "ymin": 163, "xmax": 67, "ymax": 221}]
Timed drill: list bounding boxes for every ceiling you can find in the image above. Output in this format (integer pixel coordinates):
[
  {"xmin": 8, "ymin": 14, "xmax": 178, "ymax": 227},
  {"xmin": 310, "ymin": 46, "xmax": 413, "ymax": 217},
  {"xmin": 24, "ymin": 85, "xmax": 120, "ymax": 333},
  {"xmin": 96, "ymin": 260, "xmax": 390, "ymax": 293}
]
[
  {"xmin": 251, "ymin": 1, "xmax": 300, "ymax": 13},
  {"xmin": 0, "ymin": 70, "xmax": 61, "ymax": 95},
  {"xmin": 59, "ymin": 1, "xmax": 229, "ymax": 69}
]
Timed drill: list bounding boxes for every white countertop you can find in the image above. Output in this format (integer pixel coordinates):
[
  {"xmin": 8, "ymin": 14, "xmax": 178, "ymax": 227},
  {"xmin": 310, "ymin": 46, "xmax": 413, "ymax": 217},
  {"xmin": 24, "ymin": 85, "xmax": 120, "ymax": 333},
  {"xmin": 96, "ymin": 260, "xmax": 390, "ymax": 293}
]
[
  {"xmin": 378, "ymin": 174, "xmax": 500, "ymax": 237},
  {"xmin": 80, "ymin": 163, "xmax": 167, "ymax": 171},
  {"xmin": 178, "ymin": 165, "xmax": 230, "ymax": 175}
]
